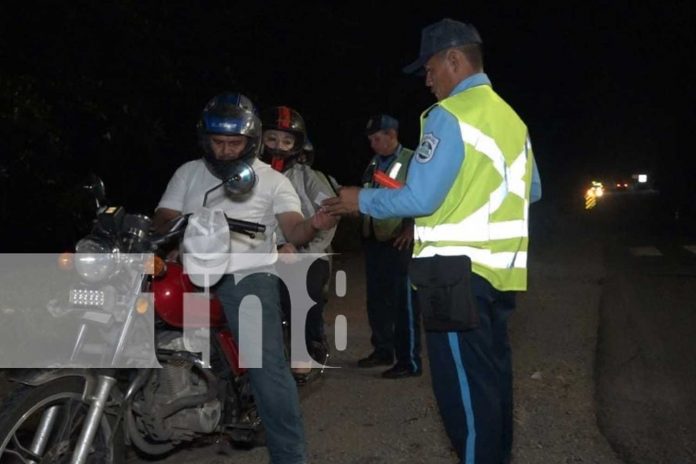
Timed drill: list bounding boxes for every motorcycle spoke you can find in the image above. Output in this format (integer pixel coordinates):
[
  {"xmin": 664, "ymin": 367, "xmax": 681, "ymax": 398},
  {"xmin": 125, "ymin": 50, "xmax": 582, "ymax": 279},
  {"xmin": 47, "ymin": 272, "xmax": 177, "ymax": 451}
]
[
  {"xmin": 7, "ymin": 434, "xmax": 43, "ymax": 463},
  {"xmin": 51, "ymin": 399, "xmax": 86, "ymax": 451},
  {"xmin": 0, "ymin": 380, "xmax": 117, "ymax": 464}
]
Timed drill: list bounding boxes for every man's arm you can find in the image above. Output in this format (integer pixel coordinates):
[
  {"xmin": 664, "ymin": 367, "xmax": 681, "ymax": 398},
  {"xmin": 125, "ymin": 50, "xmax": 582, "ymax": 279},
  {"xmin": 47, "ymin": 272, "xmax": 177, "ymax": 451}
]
[
  {"xmin": 153, "ymin": 162, "xmax": 192, "ymax": 232},
  {"xmin": 273, "ymin": 171, "xmax": 338, "ymax": 247},
  {"xmin": 323, "ymin": 107, "xmax": 464, "ymax": 218},
  {"xmin": 152, "ymin": 207, "xmax": 182, "ymax": 233},
  {"xmin": 277, "ymin": 210, "xmax": 337, "ymax": 247}
]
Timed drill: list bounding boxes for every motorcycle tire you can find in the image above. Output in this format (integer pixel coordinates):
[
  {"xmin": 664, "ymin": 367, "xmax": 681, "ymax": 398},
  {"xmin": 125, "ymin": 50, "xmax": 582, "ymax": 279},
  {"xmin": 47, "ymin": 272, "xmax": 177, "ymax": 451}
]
[{"xmin": 0, "ymin": 376, "xmax": 125, "ymax": 463}]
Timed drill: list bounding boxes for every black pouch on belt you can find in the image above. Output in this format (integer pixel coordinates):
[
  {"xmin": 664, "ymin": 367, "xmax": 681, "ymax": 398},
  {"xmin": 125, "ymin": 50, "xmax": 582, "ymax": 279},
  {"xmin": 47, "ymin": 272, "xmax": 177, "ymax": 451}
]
[{"xmin": 408, "ymin": 255, "xmax": 479, "ymax": 331}]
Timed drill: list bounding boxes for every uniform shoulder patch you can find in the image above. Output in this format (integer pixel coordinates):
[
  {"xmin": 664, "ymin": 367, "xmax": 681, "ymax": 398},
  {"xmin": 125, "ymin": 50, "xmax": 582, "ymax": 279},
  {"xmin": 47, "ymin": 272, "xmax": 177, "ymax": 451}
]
[{"xmin": 415, "ymin": 133, "xmax": 439, "ymax": 164}]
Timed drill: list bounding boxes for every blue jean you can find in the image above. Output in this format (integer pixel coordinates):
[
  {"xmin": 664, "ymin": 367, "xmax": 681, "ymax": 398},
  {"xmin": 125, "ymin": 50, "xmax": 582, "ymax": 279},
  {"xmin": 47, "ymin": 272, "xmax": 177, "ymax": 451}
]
[{"xmin": 215, "ymin": 272, "xmax": 307, "ymax": 464}]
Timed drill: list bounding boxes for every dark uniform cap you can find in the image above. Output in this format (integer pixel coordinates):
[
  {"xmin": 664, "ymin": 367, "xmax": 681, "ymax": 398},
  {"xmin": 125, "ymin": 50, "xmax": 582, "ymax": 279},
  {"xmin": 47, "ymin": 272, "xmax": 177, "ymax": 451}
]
[
  {"xmin": 365, "ymin": 114, "xmax": 399, "ymax": 135},
  {"xmin": 403, "ymin": 18, "xmax": 482, "ymax": 74}
]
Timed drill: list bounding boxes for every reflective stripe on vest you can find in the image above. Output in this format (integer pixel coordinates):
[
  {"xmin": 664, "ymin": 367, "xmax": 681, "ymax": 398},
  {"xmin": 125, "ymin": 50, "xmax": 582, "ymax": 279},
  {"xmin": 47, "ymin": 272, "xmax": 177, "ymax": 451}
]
[
  {"xmin": 388, "ymin": 161, "xmax": 403, "ymax": 178},
  {"xmin": 362, "ymin": 147, "xmax": 414, "ymax": 241},
  {"xmin": 414, "ymin": 125, "xmax": 530, "ymax": 243},
  {"xmin": 416, "ymin": 245, "xmax": 527, "ymax": 269}
]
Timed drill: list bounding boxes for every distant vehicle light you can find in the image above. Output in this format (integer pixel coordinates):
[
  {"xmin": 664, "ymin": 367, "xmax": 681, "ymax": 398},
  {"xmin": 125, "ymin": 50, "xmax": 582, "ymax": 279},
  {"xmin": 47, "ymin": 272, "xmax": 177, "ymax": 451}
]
[
  {"xmin": 638, "ymin": 174, "xmax": 648, "ymax": 183},
  {"xmin": 585, "ymin": 182, "xmax": 604, "ymax": 200}
]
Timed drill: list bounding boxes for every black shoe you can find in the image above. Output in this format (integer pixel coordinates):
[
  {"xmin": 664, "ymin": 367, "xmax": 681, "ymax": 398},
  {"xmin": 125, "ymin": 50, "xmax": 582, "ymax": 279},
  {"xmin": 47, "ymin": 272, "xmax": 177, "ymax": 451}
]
[
  {"xmin": 381, "ymin": 365, "xmax": 422, "ymax": 379},
  {"xmin": 308, "ymin": 340, "xmax": 330, "ymax": 365},
  {"xmin": 357, "ymin": 352, "xmax": 393, "ymax": 368},
  {"xmin": 293, "ymin": 370, "xmax": 311, "ymax": 386}
]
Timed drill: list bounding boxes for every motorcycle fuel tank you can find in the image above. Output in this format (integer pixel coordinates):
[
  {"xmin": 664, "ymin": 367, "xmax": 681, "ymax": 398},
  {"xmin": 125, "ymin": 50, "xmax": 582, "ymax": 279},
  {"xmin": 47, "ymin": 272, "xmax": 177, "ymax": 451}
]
[{"xmin": 152, "ymin": 262, "xmax": 226, "ymax": 328}]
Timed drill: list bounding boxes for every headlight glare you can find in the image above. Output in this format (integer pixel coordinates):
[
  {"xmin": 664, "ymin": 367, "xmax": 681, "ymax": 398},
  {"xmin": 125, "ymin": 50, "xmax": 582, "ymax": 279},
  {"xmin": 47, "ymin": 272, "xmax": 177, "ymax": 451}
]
[{"xmin": 74, "ymin": 237, "xmax": 116, "ymax": 282}]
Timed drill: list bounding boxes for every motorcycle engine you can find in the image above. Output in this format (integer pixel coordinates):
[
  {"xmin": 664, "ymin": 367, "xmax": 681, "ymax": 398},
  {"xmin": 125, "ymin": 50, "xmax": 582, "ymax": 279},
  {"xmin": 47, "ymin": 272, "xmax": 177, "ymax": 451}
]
[{"xmin": 136, "ymin": 332, "xmax": 221, "ymax": 442}]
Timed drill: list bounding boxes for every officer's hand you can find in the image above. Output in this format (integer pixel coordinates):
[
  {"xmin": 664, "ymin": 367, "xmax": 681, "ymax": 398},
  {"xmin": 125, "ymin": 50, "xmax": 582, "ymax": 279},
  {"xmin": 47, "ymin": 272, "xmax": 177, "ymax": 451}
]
[
  {"xmin": 322, "ymin": 187, "xmax": 361, "ymax": 216},
  {"xmin": 393, "ymin": 226, "xmax": 414, "ymax": 251}
]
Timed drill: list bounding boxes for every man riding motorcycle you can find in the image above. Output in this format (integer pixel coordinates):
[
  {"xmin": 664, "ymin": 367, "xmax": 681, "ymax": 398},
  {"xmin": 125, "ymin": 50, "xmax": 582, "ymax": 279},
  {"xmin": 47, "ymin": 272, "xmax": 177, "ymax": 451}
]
[{"xmin": 153, "ymin": 92, "xmax": 336, "ymax": 464}]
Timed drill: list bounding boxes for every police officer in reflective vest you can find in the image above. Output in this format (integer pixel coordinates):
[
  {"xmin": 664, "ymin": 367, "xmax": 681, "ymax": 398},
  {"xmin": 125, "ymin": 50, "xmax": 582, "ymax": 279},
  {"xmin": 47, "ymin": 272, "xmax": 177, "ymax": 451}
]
[
  {"xmin": 357, "ymin": 114, "xmax": 422, "ymax": 379},
  {"xmin": 324, "ymin": 18, "xmax": 542, "ymax": 463}
]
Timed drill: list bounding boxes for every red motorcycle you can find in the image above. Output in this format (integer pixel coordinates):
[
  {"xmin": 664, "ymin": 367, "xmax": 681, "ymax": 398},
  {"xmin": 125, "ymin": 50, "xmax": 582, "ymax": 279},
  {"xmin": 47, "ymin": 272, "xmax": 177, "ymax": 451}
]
[{"xmin": 0, "ymin": 175, "xmax": 280, "ymax": 463}]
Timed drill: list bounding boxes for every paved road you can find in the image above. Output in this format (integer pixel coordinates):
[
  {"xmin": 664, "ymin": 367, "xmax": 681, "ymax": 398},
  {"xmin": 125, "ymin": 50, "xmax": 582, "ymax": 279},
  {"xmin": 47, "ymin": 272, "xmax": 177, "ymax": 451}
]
[{"xmin": 593, "ymin": 192, "xmax": 696, "ymax": 463}]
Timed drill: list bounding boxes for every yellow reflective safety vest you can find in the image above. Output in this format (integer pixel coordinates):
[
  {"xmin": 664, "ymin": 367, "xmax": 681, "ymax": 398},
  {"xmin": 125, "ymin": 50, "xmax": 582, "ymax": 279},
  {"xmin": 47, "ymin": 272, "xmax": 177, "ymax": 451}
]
[
  {"xmin": 362, "ymin": 146, "xmax": 414, "ymax": 241},
  {"xmin": 413, "ymin": 85, "xmax": 535, "ymax": 291}
]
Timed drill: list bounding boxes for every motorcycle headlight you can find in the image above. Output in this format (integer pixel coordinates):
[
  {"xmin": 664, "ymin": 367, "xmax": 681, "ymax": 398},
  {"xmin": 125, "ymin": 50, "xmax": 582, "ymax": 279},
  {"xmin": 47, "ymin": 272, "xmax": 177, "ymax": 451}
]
[{"xmin": 74, "ymin": 237, "xmax": 117, "ymax": 283}]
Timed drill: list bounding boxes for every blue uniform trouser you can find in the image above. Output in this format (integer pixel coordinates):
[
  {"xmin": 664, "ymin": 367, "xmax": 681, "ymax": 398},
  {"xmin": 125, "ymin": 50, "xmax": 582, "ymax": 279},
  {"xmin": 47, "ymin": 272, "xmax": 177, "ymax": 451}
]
[
  {"xmin": 216, "ymin": 272, "xmax": 307, "ymax": 464},
  {"xmin": 426, "ymin": 273, "xmax": 515, "ymax": 464},
  {"xmin": 364, "ymin": 239, "xmax": 421, "ymax": 370}
]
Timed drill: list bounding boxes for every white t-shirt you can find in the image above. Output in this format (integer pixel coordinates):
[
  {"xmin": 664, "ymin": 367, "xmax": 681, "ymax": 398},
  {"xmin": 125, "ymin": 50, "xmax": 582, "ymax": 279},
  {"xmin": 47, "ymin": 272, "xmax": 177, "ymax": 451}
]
[{"xmin": 157, "ymin": 158, "xmax": 302, "ymax": 272}]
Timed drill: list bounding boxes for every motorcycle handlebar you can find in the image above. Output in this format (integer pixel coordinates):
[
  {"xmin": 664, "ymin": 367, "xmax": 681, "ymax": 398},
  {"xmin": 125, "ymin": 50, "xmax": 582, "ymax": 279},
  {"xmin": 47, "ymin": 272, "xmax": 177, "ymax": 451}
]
[
  {"xmin": 226, "ymin": 217, "xmax": 266, "ymax": 234},
  {"xmin": 150, "ymin": 214, "xmax": 265, "ymax": 246}
]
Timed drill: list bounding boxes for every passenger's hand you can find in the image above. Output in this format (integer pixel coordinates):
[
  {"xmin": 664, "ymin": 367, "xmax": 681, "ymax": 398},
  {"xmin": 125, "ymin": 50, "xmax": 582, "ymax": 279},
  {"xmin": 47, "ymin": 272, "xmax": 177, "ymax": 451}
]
[
  {"xmin": 393, "ymin": 226, "xmax": 414, "ymax": 251},
  {"xmin": 321, "ymin": 187, "xmax": 361, "ymax": 216}
]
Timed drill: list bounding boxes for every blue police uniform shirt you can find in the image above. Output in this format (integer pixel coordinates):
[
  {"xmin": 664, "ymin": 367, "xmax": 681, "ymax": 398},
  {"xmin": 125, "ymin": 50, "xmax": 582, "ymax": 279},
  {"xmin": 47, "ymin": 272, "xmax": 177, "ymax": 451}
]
[
  {"xmin": 359, "ymin": 73, "xmax": 542, "ymax": 219},
  {"xmin": 376, "ymin": 145, "xmax": 403, "ymax": 173},
  {"xmin": 377, "ymin": 154, "xmax": 395, "ymax": 172}
]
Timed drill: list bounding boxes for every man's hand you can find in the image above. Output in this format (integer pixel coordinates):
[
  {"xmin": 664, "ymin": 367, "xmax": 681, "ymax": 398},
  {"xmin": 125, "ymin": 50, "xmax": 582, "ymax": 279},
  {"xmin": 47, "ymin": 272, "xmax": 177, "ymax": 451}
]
[
  {"xmin": 277, "ymin": 243, "xmax": 300, "ymax": 263},
  {"xmin": 311, "ymin": 209, "xmax": 339, "ymax": 230},
  {"xmin": 278, "ymin": 243, "xmax": 298, "ymax": 254},
  {"xmin": 321, "ymin": 186, "xmax": 361, "ymax": 216},
  {"xmin": 152, "ymin": 207, "xmax": 183, "ymax": 234},
  {"xmin": 393, "ymin": 225, "xmax": 414, "ymax": 251}
]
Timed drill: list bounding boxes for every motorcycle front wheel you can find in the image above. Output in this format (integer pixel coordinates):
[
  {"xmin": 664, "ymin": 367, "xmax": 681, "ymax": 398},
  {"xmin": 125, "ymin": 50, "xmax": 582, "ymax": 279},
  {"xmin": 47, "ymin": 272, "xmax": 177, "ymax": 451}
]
[{"xmin": 0, "ymin": 376, "xmax": 124, "ymax": 463}]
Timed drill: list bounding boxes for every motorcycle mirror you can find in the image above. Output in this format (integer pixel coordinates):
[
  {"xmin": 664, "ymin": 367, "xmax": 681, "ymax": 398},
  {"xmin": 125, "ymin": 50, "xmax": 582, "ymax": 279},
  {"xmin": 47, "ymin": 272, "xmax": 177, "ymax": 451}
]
[
  {"xmin": 222, "ymin": 161, "xmax": 256, "ymax": 196},
  {"xmin": 202, "ymin": 162, "xmax": 256, "ymax": 207},
  {"xmin": 83, "ymin": 173, "xmax": 106, "ymax": 200},
  {"xmin": 82, "ymin": 172, "xmax": 106, "ymax": 209}
]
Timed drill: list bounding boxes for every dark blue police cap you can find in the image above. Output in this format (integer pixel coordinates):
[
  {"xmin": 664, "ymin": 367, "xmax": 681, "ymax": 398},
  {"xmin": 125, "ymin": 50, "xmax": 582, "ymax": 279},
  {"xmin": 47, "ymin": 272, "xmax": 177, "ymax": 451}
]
[
  {"xmin": 365, "ymin": 114, "xmax": 399, "ymax": 135},
  {"xmin": 403, "ymin": 18, "xmax": 482, "ymax": 74}
]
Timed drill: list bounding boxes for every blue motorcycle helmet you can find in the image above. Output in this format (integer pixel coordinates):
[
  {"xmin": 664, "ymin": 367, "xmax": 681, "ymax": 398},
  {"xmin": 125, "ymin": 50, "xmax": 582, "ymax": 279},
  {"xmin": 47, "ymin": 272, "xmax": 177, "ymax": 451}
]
[{"xmin": 197, "ymin": 92, "xmax": 262, "ymax": 181}]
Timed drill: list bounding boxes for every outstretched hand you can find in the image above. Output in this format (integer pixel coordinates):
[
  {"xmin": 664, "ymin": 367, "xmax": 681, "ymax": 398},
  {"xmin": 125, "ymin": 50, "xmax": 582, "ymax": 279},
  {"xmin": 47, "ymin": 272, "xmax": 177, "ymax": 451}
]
[
  {"xmin": 311, "ymin": 208, "xmax": 339, "ymax": 230},
  {"xmin": 321, "ymin": 186, "xmax": 361, "ymax": 216}
]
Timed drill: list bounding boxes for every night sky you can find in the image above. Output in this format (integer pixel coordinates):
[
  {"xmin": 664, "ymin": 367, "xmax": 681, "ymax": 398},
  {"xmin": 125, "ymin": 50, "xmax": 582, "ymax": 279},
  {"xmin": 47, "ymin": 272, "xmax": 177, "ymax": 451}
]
[{"xmin": 1, "ymin": 1, "xmax": 694, "ymax": 250}]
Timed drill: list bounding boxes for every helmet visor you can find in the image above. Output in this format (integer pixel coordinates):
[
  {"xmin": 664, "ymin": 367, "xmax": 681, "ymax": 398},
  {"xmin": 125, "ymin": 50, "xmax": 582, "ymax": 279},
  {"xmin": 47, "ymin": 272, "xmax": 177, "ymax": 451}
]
[{"xmin": 205, "ymin": 107, "xmax": 260, "ymax": 138}]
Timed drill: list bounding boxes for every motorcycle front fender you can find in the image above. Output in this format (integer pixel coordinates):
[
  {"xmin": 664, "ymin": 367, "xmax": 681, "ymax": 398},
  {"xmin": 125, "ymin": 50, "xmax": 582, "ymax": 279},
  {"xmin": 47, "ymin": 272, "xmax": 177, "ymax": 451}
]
[{"xmin": 8, "ymin": 368, "xmax": 105, "ymax": 401}]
